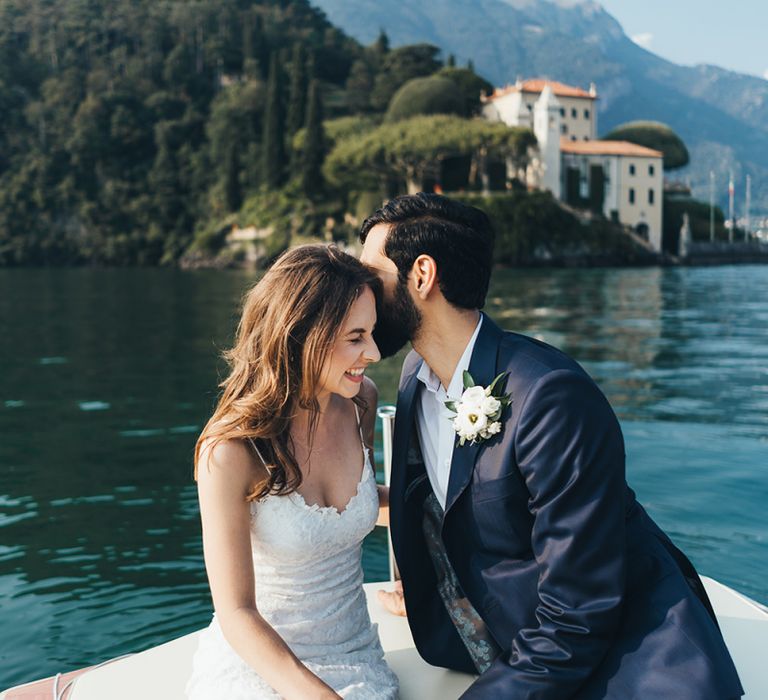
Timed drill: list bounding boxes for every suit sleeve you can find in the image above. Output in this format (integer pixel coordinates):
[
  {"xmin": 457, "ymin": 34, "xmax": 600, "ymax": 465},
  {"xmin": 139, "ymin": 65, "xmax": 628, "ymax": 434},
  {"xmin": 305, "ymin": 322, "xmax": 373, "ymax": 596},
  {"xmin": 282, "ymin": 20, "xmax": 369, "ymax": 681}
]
[{"xmin": 461, "ymin": 369, "xmax": 627, "ymax": 699}]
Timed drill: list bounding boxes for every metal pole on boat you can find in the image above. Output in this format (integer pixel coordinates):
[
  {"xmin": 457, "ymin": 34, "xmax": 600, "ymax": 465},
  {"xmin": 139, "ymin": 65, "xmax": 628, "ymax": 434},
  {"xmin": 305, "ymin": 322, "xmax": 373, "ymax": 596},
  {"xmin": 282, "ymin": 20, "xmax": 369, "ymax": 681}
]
[
  {"xmin": 709, "ymin": 170, "xmax": 715, "ymax": 242},
  {"xmin": 377, "ymin": 405, "xmax": 399, "ymax": 582},
  {"xmin": 728, "ymin": 171, "xmax": 735, "ymax": 243}
]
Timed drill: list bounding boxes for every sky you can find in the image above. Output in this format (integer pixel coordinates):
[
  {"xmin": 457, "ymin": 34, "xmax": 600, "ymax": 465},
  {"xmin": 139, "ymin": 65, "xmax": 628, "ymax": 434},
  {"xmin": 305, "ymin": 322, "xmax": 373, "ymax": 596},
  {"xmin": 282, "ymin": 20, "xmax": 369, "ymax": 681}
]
[{"xmin": 597, "ymin": 0, "xmax": 768, "ymax": 80}]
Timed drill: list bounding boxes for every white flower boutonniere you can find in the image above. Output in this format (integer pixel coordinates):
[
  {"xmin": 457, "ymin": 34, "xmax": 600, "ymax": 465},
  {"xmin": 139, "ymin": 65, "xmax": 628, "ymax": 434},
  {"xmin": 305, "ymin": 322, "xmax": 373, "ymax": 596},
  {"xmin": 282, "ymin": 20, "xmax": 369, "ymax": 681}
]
[{"xmin": 445, "ymin": 371, "xmax": 512, "ymax": 446}]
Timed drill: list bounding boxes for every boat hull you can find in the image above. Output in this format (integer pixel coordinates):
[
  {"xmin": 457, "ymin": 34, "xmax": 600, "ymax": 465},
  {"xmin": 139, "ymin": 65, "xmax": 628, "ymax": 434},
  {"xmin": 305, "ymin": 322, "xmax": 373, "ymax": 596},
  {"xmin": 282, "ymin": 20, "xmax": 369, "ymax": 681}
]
[{"xmin": 2, "ymin": 577, "xmax": 766, "ymax": 699}]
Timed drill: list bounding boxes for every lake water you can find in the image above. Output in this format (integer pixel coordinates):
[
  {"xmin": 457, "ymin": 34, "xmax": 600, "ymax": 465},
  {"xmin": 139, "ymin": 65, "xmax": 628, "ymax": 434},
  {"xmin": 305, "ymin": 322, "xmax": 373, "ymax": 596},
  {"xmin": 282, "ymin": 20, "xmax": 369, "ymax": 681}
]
[{"xmin": 1, "ymin": 265, "xmax": 766, "ymax": 689}]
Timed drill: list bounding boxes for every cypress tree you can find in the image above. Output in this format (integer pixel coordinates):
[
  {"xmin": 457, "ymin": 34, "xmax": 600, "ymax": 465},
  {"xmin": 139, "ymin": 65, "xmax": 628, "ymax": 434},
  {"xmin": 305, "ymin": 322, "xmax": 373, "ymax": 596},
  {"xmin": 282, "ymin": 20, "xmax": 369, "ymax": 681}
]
[
  {"xmin": 301, "ymin": 79, "xmax": 325, "ymax": 198},
  {"xmin": 373, "ymin": 29, "xmax": 389, "ymax": 56},
  {"xmin": 149, "ymin": 124, "xmax": 183, "ymax": 233},
  {"xmin": 306, "ymin": 49, "xmax": 316, "ymax": 82},
  {"xmin": 261, "ymin": 52, "xmax": 285, "ymax": 189},
  {"xmin": 286, "ymin": 43, "xmax": 307, "ymax": 138},
  {"xmin": 346, "ymin": 58, "xmax": 373, "ymax": 113},
  {"xmin": 225, "ymin": 141, "xmax": 242, "ymax": 212},
  {"xmin": 447, "ymin": 53, "xmax": 456, "ymax": 67}
]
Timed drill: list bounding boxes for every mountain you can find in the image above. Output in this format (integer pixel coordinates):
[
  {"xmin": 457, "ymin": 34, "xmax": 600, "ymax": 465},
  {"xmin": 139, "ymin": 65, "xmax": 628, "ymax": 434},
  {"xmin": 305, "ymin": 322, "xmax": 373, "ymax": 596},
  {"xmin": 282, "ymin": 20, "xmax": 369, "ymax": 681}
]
[{"xmin": 311, "ymin": 0, "xmax": 768, "ymax": 216}]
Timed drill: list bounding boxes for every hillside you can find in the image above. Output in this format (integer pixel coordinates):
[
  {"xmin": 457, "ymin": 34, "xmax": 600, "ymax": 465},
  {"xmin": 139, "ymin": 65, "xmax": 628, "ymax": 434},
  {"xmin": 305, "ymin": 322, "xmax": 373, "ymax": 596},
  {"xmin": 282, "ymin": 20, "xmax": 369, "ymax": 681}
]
[
  {"xmin": 311, "ymin": 0, "xmax": 768, "ymax": 215},
  {"xmin": 0, "ymin": 0, "xmax": 363, "ymax": 265}
]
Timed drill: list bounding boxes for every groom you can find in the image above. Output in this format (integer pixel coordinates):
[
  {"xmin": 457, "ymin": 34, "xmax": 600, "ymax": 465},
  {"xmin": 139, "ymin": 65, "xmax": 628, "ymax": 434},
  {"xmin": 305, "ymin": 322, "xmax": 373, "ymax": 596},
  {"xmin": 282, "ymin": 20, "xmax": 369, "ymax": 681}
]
[{"xmin": 359, "ymin": 193, "xmax": 742, "ymax": 699}]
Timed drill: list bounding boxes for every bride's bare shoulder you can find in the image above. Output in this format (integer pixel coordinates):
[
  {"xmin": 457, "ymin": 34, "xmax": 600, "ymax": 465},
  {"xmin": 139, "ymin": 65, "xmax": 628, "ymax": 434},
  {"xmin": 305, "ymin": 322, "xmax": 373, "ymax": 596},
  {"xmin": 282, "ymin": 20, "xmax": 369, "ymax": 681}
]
[{"xmin": 197, "ymin": 429, "xmax": 269, "ymax": 496}]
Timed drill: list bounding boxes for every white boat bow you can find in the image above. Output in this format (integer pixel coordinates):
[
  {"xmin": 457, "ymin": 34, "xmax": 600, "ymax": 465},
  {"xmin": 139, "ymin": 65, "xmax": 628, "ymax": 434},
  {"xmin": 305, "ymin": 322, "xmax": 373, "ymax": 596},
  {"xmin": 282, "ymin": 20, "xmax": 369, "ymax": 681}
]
[{"xmin": 1, "ymin": 576, "xmax": 766, "ymax": 699}]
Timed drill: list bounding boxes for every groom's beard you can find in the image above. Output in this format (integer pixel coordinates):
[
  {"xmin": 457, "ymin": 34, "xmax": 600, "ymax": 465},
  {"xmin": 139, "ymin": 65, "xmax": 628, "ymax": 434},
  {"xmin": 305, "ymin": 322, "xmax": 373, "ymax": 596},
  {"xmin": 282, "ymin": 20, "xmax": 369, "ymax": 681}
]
[{"xmin": 373, "ymin": 279, "xmax": 422, "ymax": 359}]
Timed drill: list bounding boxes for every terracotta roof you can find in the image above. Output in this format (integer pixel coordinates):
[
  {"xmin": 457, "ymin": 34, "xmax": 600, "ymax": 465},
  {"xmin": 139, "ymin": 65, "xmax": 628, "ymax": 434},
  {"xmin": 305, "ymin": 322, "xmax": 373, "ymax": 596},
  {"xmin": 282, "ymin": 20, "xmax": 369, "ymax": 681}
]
[
  {"xmin": 560, "ymin": 139, "xmax": 663, "ymax": 158},
  {"xmin": 486, "ymin": 79, "xmax": 596, "ymax": 101}
]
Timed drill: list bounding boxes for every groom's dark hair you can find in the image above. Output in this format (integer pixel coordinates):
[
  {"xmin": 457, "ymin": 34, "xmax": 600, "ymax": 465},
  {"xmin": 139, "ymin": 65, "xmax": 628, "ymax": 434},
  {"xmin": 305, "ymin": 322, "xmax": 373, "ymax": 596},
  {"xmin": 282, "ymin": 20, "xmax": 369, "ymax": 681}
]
[{"xmin": 359, "ymin": 192, "xmax": 494, "ymax": 310}]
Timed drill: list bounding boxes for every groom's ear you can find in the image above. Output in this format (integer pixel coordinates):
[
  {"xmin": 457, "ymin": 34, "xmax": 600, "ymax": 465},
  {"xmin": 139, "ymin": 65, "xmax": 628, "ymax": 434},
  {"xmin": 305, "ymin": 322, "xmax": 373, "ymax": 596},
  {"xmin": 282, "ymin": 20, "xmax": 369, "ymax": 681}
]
[{"xmin": 411, "ymin": 254, "xmax": 438, "ymax": 300}]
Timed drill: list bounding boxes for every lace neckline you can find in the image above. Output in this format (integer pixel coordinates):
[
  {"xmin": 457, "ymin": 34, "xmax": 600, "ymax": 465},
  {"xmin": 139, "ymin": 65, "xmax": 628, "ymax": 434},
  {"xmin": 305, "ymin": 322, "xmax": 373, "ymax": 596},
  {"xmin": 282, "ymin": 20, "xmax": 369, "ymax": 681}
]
[{"xmin": 289, "ymin": 446, "xmax": 372, "ymax": 517}]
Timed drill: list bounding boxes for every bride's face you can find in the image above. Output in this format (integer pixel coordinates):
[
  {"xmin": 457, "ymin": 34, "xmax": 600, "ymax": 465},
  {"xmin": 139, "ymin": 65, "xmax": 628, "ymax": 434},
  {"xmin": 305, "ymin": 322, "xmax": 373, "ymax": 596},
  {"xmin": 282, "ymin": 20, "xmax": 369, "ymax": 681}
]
[{"xmin": 317, "ymin": 286, "xmax": 380, "ymax": 400}]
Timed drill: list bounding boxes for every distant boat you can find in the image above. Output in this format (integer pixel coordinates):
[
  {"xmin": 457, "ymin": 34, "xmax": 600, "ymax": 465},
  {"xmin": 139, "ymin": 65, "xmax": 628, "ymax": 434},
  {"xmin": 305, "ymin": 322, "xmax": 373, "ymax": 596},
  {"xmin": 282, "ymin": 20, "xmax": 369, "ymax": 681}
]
[{"xmin": 1, "ymin": 577, "xmax": 766, "ymax": 699}]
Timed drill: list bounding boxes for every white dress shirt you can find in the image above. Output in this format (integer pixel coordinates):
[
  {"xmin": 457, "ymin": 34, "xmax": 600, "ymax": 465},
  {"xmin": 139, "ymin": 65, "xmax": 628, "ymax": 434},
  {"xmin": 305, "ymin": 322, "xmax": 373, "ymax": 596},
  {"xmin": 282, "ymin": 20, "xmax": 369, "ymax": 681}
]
[{"xmin": 415, "ymin": 315, "xmax": 483, "ymax": 509}]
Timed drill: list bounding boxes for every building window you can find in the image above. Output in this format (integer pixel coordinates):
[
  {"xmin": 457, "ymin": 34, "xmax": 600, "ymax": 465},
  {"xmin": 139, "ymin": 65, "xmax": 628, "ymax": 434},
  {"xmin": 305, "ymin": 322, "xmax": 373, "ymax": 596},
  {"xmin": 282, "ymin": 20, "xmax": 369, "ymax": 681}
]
[
  {"xmin": 584, "ymin": 109, "xmax": 590, "ymax": 119},
  {"xmin": 559, "ymin": 107, "xmax": 565, "ymax": 117},
  {"xmin": 648, "ymin": 189, "xmax": 655, "ymax": 205},
  {"xmin": 571, "ymin": 135, "xmax": 577, "ymax": 141},
  {"xmin": 526, "ymin": 103, "xmax": 532, "ymax": 111},
  {"xmin": 629, "ymin": 188, "xmax": 635, "ymax": 204},
  {"xmin": 571, "ymin": 107, "xmax": 577, "ymax": 118},
  {"xmin": 629, "ymin": 163, "xmax": 636, "ymax": 175},
  {"xmin": 561, "ymin": 124, "xmax": 568, "ymax": 134},
  {"xmin": 649, "ymin": 164, "xmax": 655, "ymax": 176}
]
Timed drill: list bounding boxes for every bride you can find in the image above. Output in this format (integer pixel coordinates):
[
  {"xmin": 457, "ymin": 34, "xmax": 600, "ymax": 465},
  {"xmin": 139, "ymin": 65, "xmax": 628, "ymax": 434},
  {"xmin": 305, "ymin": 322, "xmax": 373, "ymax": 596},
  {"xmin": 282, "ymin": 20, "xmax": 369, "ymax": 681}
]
[{"xmin": 185, "ymin": 245, "xmax": 399, "ymax": 699}]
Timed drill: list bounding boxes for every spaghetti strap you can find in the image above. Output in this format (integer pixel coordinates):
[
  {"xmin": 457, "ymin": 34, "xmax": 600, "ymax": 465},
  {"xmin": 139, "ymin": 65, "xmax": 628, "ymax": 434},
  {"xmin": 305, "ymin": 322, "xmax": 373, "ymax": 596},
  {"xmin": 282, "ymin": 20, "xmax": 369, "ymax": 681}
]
[
  {"xmin": 233, "ymin": 424, "xmax": 272, "ymax": 472},
  {"xmin": 247, "ymin": 437, "xmax": 270, "ymax": 470},
  {"xmin": 353, "ymin": 403, "xmax": 365, "ymax": 444}
]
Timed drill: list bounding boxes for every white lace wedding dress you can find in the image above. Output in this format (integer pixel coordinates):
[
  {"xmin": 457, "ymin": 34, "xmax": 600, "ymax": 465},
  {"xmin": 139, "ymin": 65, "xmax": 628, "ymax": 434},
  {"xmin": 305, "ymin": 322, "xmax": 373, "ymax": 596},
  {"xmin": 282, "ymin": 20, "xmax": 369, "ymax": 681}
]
[{"xmin": 185, "ymin": 431, "xmax": 399, "ymax": 699}]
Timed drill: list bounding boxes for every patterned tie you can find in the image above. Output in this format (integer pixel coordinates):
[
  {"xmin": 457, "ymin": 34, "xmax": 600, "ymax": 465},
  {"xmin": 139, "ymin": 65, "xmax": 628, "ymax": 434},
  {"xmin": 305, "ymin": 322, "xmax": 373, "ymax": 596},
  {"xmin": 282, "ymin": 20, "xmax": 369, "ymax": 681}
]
[{"xmin": 421, "ymin": 489, "xmax": 501, "ymax": 673}]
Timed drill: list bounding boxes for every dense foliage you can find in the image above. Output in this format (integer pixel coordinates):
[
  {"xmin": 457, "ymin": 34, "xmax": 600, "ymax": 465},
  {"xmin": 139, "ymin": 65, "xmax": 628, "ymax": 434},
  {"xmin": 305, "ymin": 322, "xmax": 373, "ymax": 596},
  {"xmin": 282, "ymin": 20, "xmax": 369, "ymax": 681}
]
[
  {"xmin": 324, "ymin": 115, "xmax": 536, "ymax": 194},
  {"xmin": 603, "ymin": 121, "xmax": 690, "ymax": 171},
  {"xmin": 0, "ymin": 0, "xmax": 356, "ymax": 264},
  {"xmin": 384, "ymin": 76, "xmax": 464, "ymax": 122},
  {"xmin": 455, "ymin": 192, "xmax": 648, "ymax": 266},
  {"xmin": 662, "ymin": 194, "xmax": 727, "ymax": 253},
  {"xmin": 0, "ymin": 0, "xmax": 630, "ymax": 267},
  {"xmin": 0, "ymin": 0, "xmax": 463, "ymax": 265}
]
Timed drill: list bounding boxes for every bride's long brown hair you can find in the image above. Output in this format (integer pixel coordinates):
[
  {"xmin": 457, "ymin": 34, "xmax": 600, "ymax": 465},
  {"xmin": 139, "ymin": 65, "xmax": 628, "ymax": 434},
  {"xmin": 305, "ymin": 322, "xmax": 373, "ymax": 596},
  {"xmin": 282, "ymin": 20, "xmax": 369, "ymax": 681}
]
[{"xmin": 193, "ymin": 244, "xmax": 381, "ymax": 502}]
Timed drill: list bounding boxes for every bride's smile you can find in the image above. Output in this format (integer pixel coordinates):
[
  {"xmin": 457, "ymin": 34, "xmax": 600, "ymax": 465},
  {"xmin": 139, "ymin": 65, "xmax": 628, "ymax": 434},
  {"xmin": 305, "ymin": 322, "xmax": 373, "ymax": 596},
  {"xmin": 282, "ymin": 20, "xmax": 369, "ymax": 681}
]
[{"xmin": 317, "ymin": 285, "xmax": 380, "ymax": 400}]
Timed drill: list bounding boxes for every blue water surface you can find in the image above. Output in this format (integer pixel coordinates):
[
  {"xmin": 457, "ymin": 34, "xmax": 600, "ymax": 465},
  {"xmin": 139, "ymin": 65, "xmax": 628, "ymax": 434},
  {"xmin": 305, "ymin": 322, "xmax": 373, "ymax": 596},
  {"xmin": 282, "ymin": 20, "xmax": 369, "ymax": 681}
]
[{"xmin": 0, "ymin": 264, "xmax": 765, "ymax": 689}]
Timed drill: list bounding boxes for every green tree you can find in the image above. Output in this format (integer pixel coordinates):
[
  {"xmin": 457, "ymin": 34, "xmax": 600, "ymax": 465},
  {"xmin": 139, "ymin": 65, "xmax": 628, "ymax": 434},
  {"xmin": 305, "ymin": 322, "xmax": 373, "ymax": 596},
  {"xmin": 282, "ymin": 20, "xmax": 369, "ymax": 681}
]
[
  {"xmin": 293, "ymin": 114, "xmax": 381, "ymax": 154},
  {"xmin": 346, "ymin": 58, "xmax": 374, "ymax": 113},
  {"xmin": 438, "ymin": 67, "xmax": 494, "ymax": 116},
  {"xmin": 372, "ymin": 29, "xmax": 389, "ymax": 58},
  {"xmin": 261, "ymin": 52, "xmax": 285, "ymax": 189},
  {"xmin": 325, "ymin": 114, "xmax": 535, "ymax": 194},
  {"xmin": 370, "ymin": 44, "xmax": 442, "ymax": 111},
  {"xmin": 286, "ymin": 43, "xmax": 307, "ymax": 138},
  {"xmin": 384, "ymin": 76, "xmax": 465, "ymax": 122},
  {"xmin": 603, "ymin": 121, "xmax": 690, "ymax": 170},
  {"xmin": 207, "ymin": 80, "xmax": 265, "ymax": 189},
  {"xmin": 225, "ymin": 141, "xmax": 242, "ymax": 212},
  {"xmin": 302, "ymin": 79, "xmax": 326, "ymax": 198}
]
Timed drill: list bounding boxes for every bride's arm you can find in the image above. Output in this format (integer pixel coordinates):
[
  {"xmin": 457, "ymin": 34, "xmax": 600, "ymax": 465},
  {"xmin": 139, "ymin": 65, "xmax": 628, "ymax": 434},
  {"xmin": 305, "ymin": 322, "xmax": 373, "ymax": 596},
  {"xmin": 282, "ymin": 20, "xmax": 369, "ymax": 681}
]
[
  {"xmin": 196, "ymin": 438, "xmax": 341, "ymax": 700},
  {"xmin": 376, "ymin": 485, "xmax": 389, "ymax": 527},
  {"xmin": 359, "ymin": 378, "xmax": 389, "ymax": 527}
]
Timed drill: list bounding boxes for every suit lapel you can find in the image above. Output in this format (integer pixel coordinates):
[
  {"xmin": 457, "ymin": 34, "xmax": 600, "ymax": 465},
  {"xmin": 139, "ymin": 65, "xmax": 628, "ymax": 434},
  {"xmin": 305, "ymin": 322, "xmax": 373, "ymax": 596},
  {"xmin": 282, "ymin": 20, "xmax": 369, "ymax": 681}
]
[
  {"xmin": 390, "ymin": 360, "xmax": 424, "ymax": 558},
  {"xmin": 443, "ymin": 314, "xmax": 505, "ymax": 516}
]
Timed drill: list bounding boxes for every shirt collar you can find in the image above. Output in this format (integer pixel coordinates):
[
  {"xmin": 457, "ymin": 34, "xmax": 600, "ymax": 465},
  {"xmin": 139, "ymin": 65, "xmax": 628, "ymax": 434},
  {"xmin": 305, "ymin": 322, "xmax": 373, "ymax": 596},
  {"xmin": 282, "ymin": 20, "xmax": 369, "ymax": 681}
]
[{"xmin": 416, "ymin": 315, "xmax": 483, "ymax": 399}]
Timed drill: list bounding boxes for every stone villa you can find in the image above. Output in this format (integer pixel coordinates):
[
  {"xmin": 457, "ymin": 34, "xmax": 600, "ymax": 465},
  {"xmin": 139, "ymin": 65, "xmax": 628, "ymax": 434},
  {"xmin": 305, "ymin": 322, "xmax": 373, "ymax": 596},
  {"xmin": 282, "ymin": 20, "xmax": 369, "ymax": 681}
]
[{"xmin": 481, "ymin": 79, "xmax": 664, "ymax": 253}]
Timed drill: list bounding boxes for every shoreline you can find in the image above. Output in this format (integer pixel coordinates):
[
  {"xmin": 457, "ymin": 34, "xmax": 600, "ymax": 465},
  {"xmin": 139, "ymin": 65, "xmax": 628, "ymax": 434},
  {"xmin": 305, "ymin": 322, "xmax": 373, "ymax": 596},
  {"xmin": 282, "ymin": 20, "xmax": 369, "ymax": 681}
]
[{"xmin": 3, "ymin": 246, "xmax": 768, "ymax": 271}]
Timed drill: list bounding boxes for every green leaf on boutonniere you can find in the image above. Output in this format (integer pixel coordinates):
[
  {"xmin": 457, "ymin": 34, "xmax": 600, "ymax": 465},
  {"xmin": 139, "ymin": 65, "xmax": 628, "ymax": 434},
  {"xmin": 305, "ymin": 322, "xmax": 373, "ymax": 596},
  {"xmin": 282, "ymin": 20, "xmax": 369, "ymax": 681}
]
[
  {"xmin": 486, "ymin": 371, "xmax": 508, "ymax": 396},
  {"xmin": 444, "ymin": 400, "xmax": 458, "ymax": 413},
  {"xmin": 462, "ymin": 370, "xmax": 475, "ymax": 390}
]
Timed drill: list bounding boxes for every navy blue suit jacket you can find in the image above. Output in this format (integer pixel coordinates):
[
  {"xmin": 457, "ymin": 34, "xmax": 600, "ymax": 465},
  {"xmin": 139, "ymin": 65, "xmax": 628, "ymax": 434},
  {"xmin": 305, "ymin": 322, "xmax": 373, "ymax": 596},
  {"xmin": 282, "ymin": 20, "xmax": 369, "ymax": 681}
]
[{"xmin": 390, "ymin": 314, "xmax": 743, "ymax": 699}]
